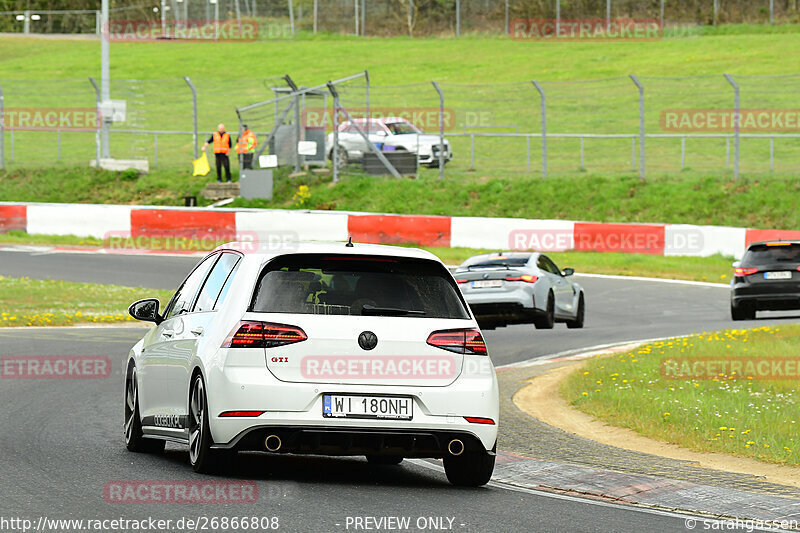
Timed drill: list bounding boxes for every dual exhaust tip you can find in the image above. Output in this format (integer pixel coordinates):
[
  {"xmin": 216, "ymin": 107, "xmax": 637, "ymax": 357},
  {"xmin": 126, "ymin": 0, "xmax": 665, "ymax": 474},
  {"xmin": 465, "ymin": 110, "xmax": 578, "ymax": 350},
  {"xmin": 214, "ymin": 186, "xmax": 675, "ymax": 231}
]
[
  {"xmin": 447, "ymin": 438, "xmax": 464, "ymax": 456},
  {"xmin": 265, "ymin": 434, "xmax": 282, "ymax": 452},
  {"xmin": 265, "ymin": 434, "xmax": 464, "ymax": 456}
]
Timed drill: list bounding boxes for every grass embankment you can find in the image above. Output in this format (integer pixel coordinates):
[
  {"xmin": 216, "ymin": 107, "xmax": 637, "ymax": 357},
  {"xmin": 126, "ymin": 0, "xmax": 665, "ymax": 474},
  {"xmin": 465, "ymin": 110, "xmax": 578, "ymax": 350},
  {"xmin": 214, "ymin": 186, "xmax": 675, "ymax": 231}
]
[
  {"xmin": 2, "ymin": 29, "xmax": 800, "ymax": 176},
  {"xmin": 562, "ymin": 326, "xmax": 800, "ymax": 465},
  {"xmin": 0, "ymin": 275, "xmax": 171, "ymax": 327},
  {"xmin": 3, "ymin": 169, "xmax": 800, "ymax": 232}
]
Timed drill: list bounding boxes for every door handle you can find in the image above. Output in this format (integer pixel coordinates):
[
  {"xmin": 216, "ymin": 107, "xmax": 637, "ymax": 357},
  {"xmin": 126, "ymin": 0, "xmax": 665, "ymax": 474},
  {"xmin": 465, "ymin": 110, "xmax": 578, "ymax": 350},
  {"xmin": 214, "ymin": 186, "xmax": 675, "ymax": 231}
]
[
  {"xmin": 162, "ymin": 329, "xmax": 174, "ymax": 338},
  {"xmin": 190, "ymin": 326, "xmax": 204, "ymax": 337}
]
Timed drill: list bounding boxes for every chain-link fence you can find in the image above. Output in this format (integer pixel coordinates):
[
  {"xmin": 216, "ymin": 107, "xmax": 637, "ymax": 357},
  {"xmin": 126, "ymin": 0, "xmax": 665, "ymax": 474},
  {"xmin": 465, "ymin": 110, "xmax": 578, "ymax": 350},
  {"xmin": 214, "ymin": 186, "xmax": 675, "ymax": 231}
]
[
  {"xmin": 3, "ymin": 73, "xmax": 800, "ymax": 179},
  {"xmin": 1, "ymin": 1, "xmax": 797, "ymax": 37}
]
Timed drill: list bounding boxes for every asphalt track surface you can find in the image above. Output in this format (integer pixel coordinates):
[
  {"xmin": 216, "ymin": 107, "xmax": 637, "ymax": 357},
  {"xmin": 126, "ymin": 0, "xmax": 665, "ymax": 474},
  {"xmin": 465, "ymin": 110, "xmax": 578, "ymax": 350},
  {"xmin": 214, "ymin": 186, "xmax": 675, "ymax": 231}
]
[{"xmin": 1, "ymin": 249, "xmax": 796, "ymax": 532}]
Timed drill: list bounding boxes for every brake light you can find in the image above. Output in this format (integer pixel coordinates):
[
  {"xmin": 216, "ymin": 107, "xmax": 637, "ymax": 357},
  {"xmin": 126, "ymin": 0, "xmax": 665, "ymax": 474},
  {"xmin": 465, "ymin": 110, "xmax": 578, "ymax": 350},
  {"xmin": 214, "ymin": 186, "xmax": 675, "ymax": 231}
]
[
  {"xmin": 505, "ymin": 274, "xmax": 538, "ymax": 283},
  {"xmin": 427, "ymin": 328, "xmax": 487, "ymax": 355},
  {"xmin": 734, "ymin": 267, "xmax": 759, "ymax": 277},
  {"xmin": 464, "ymin": 417, "xmax": 495, "ymax": 425},
  {"xmin": 455, "ymin": 278, "xmax": 469, "ymax": 284},
  {"xmin": 222, "ymin": 321, "xmax": 307, "ymax": 348},
  {"xmin": 219, "ymin": 411, "xmax": 265, "ymax": 417}
]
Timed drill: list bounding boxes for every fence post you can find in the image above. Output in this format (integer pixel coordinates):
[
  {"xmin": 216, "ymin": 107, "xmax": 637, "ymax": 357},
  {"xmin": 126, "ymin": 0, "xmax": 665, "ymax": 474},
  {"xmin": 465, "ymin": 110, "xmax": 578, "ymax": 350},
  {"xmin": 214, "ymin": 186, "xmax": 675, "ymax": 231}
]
[
  {"xmin": 183, "ymin": 77, "xmax": 198, "ymax": 159},
  {"xmin": 505, "ymin": 0, "xmax": 509, "ymax": 35},
  {"xmin": 606, "ymin": 0, "xmax": 611, "ymax": 30},
  {"xmin": 456, "ymin": 0, "xmax": 460, "ymax": 37},
  {"xmin": 332, "ymin": 87, "xmax": 340, "ymax": 183},
  {"xmin": 361, "ymin": 0, "xmax": 366, "ymax": 35},
  {"xmin": 88, "ymin": 77, "xmax": 101, "ymax": 168},
  {"xmin": 660, "ymin": 0, "xmax": 665, "ymax": 30},
  {"xmin": 713, "ymin": 0, "xmax": 718, "ymax": 25},
  {"xmin": 629, "ymin": 74, "xmax": 645, "ymax": 180},
  {"xmin": 770, "ymin": 0, "xmax": 775, "ymax": 23},
  {"xmin": 95, "ymin": 10, "xmax": 101, "ymax": 34},
  {"xmin": 0, "ymin": 84, "xmax": 4, "ymax": 170},
  {"xmin": 313, "ymin": 0, "xmax": 318, "ymax": 34},
  {"xmin": 531, "ymin": 81, "xmax": 547, "ymax": 178},
  {"xmin": 724, "ymin": 73, "xmax": 740, "ymax": 180},
  {"xmin": 365, "ymin": 69, "xmax": 370, "ymax": 123},
  {"xmin": 288, "ymin": 0, "xmax": 295, "ymax": 36},
  {"xmin": 354, "ymin": 0, "xmax": 358, "ymax": 35},
  {"xmin": 556, "ymin": 0, "xmax": 560, "ymax": 34},
  {"xmin": 431, "ymin": 81, "xmax": 445, "ymax": 180}
]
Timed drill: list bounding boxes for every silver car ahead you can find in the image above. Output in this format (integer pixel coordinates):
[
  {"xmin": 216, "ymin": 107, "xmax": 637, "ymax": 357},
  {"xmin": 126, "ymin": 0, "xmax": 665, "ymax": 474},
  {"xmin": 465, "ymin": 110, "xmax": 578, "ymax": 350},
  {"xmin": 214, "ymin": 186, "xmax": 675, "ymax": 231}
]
[{"xmin": 455, "ymin": 252, "xmax": 585, "ymax": 330}]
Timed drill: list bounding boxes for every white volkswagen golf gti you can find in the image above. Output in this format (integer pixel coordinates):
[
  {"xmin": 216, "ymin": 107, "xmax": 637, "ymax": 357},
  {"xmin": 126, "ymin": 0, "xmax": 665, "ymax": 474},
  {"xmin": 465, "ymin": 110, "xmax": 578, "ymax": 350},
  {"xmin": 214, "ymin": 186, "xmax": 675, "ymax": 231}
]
[{"xmin": 125, "ymin": 241, "xmax": 499, "ymax": 486}]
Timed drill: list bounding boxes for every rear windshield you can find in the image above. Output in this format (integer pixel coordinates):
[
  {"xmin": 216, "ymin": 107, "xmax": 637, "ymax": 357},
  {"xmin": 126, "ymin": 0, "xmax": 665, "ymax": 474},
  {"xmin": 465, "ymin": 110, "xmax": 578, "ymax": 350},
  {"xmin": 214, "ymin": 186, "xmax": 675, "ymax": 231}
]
[
  {"xmin": 463, "ymin": 255, "xmax": 531, "ymax": 269},
  {"xmin": 743, "ymin": 243, "xmax": 800, "ymax": 266},
  {"xmin": 250, "ymin": 254, "xmax": 470, "ymax": 319}
]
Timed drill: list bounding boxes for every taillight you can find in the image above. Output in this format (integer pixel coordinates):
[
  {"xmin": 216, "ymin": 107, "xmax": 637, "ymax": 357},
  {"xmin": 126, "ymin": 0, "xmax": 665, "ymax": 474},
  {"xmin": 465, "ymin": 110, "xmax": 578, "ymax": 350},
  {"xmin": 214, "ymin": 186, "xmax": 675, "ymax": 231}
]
[
  {"xmin": 734, "ymin": 267, "xmax": 759, "ymax": 277},
  {"xmin": 464, "ymin": 416, "xmax": 495, "ymax": 425},
  {"xmin": 505, "ymin": 274, "xmax": 538, "ymax": 283},
  {"xmin": 427, "ymin": 328, "xmax": 487, "ymax": 355},
  {"xmin": 222, "ymin": 321, "xmax": 307, "ymax": 348},
  {"xmin": 455, "ymin": 278, "xmax": 469, "ymax": 284},
  {"xmin": 219, "ymin": 411, "xmax": 265, "ymax": 417}
]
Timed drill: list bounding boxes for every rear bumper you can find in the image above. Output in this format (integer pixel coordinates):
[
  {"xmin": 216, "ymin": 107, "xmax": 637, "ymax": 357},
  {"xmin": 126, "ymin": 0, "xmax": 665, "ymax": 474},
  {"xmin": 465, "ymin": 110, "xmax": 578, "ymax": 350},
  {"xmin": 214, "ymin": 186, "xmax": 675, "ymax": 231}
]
[
  {"xmin": 732, "ymin": 292, "xmax": 800, "ymax": 311},
  {"xmin": 214, "ymin": 425, "xmax": 490, "ymax": 458}
]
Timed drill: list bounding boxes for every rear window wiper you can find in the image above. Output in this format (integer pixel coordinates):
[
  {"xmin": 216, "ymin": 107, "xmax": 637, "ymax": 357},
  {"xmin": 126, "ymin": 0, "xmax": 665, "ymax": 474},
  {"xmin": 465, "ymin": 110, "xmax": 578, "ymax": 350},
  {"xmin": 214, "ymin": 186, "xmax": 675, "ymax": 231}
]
[{"xmin": 361, "ymin": 304, "xmax": 426, "ymax": 316}]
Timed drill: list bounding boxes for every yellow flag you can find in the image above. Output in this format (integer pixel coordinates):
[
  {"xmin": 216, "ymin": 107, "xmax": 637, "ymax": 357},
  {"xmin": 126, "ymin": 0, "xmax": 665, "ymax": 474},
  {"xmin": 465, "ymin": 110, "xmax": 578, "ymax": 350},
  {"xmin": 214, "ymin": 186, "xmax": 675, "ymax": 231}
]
[{"xmin": 192, "ymin": 152, "xmax": 210, "ymax": 176}]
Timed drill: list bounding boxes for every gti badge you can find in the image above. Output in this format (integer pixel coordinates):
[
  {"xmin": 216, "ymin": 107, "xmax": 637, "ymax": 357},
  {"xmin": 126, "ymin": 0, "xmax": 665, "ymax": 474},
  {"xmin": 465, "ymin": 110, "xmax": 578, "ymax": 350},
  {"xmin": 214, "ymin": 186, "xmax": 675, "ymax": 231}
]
[{"xmin": 358, "ymin": 331, "xmax": 378, "ymax": 351}]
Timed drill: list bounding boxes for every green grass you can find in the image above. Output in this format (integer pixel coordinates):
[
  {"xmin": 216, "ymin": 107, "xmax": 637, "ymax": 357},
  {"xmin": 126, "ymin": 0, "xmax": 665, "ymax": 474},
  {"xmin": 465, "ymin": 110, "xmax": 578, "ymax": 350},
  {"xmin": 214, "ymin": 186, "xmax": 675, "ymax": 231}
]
[
  {"xmin": 562, "ymin": 325, "xmax": 800, "ymax": 465},
  {"xmin": 0, "ymin": 275, "xmax": 171, "ymax": 327},
  {"xmin": 2, "ymin": 166, "xmax": 800, "ymax": 231}
]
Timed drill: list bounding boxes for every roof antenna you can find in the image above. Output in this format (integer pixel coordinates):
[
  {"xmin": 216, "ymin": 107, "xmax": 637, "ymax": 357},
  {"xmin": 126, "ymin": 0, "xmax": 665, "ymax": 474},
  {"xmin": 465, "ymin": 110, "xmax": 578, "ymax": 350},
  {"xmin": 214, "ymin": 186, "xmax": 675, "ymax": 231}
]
[{"xmin": 346, "ymin": 236, "xmax": 354, "ymax": 247}]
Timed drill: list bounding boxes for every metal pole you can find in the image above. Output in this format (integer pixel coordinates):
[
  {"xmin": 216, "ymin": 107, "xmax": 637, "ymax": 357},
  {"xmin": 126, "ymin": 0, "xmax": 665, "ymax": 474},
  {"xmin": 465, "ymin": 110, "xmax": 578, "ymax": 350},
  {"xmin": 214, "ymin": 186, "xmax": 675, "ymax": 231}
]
[
  {"xmin": 770, "ymin": 0, "xmax": 775, "ymax": 23},
  {"xmin": 431, "ymin": 81, "xmax": 445, "ymax": 180},
  {"xmin": 24, "ymin": 10, "xmax": 30, "ymax": 34},
  {"xmin": 713, "ymin": 0, "xmax": 718, "ymax": 25},
  {"xmin": 724, "ymin": 73, "xmax": 740, "ymax": 180},
  {"xmin": 606, "ymin": 0, "xmax": 611, "ymax": 31},
  {"xmin": 354, "ymin": 0, "xmax": 358, "ymax": 35},
  {"xmin": 504, "ymin": 0, "xmax": 509, "ymax": 36},
  {"xmin": 531, "ymin": 81, "xmax": 547, "ymax": 178},
  {"xmin": 365, "ymin": 70, "xmax": 370, "ymax": 124},
  {"xmin": 288, "ymin": 0, "xmax": 295, "ymax": 37},
  {"xmin": 161, "ymin": 0, "xmax": 167, "ymax": 37},
  {"xmin": 313, "ymin": 0, "xmax": 318, "ymax": 34},
  {"xmin": 184, "ymin": 77, "xmax": 198, "ymax": 159},
  {"xmin": 0, "ymin": 85, "xmax": 3, "ymax": 170},
  {"xmin": 294, "ymin": 91, "xmax": 302, "ymax": 172},
  {"xmin": 101, "ymin": 0, "xmax": 110, "ymax": 159},
  {"xmin": 235, "ymin": 0, "xmax": 241, "ymax": 30},
  {"xmin": 361, "ymin": 0, "xmax": 366, "ymax": 36},
  {"xmin": 89, "ymin": 77, "xmax": 101, "ymax": 168},
  {"xmin": 95, "ymin": 10, "xmax": 100, "ymax": 35},
  {"xmin": 661, "ymin": 0, "xmax": 665, "ymax": 30},
  {"xmin": 332, "ymin": 92, "xmax": 339, "ymax": 183},
  {"xmin": 630, "ymin": 74, "xmax": 645, "ymax": 180},
  {"xmin": 214, "ymin": 0, "xmax": 219, "ymax": 40},
  {"xmin": 556, "ymin": 0, "xmax": 560, "ymax": 35},
  {"xmin": 456, "ymin": 0, "xmax": 461, "ymax": 37}
]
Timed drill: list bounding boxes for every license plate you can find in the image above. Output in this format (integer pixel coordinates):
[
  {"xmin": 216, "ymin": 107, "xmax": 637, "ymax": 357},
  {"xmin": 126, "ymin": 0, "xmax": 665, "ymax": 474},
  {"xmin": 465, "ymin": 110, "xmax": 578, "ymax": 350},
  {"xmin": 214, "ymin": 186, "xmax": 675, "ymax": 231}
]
[
  {"xmin": 323, "ymin": 394, "xmax": 413, "ymax": 421},
  {"xmin": 473, "ymin": 280, "xmax": 503, "ymax": 289},
  {"xmin": 764, "ymin": 271, "xmax": 792, "ymax": 280}
]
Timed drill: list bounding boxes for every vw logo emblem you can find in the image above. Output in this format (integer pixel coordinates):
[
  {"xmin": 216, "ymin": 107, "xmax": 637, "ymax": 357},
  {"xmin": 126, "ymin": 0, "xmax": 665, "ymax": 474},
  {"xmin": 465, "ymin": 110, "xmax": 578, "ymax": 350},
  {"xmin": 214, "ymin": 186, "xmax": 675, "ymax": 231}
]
[{"xmin": 358, "ymin": 331, "xmax": 378, "ymax": 351}]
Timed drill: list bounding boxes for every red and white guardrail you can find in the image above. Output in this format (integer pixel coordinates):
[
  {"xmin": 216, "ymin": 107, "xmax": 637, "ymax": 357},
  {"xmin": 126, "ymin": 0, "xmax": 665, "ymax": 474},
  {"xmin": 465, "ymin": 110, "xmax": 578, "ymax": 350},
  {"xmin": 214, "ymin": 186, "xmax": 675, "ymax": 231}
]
[{"xmin": 1, "ymin": 202, "xmax": 799, "ymax": 258}]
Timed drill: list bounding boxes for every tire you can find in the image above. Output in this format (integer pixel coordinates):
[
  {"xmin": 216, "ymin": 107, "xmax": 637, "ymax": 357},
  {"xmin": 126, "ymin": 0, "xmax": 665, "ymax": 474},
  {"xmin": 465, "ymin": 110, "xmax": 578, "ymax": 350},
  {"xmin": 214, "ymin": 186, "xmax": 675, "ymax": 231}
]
[
  {"xmin": 366, "ymin": 455, "xmax": 404, "ymax": 466},
  {"xmin": 534, "ymin": 292, "xmax": 555, "ymax": 329},
  {"xmin": 731, "ymin": 302, "xmax": 756, "ymax": 321},
  {"xmin": 188, "ymin": 374, "xmax": 234, "ymax": 473},
  {"xmin": 443, "ymin": 450, "xmax": 495, "ymax": 487},
  {"xmin": 566, "ymin": 294, "xmax": 585, "ymax": 329},
  {"xmin": 124, "ymin": 366, "xmax": 165, "ymax": 454}
]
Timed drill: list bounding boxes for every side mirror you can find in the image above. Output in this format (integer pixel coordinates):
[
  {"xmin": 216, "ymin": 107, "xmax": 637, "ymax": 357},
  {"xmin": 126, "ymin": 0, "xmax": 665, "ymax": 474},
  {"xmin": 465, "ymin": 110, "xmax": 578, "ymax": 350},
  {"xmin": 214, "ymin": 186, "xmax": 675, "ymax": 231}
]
[
  {"xmin": 562, "ymin": 268, "xmax": 575, "ymax": 277},
  {"xmin": 128, "ymin": 298, "xmax": 163, "ymax": 324},
  {"xmin": 732, "ymin": 261, "xmax": 741, "ymax": 268}
]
